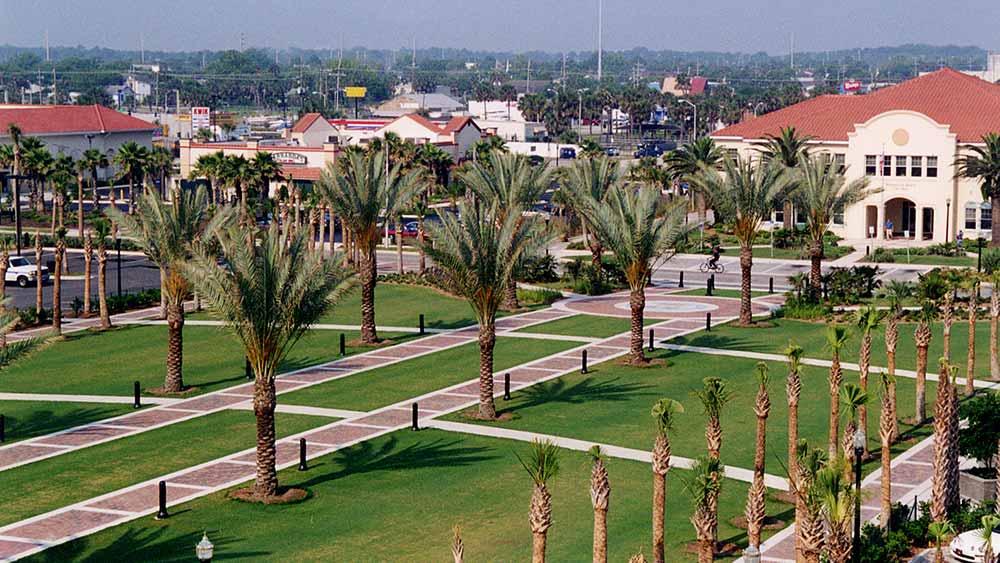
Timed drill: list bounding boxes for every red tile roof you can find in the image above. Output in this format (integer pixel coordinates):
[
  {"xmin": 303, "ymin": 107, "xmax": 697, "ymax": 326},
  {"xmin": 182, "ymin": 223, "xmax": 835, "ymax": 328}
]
[
  {"xmin": 391, "ymin": 113, "xmax": 442, "ymax": 134},
  {"xmin": 291, "ymin": 113, "xmax": 323, "ymax": 133},
  {"xmin": 440, "ymin": 116, "xmax": 479, "ymax": 134},
  {"xmin": 689, "ymin": 77, "xmax": 708, "ymax": 96},
  {"xmin": 0, "ymin": 104, "xmax": 157, "ymax": 136},
  {"xmin": 711, "ymin": 68, "xmax": 1000, "ymax": 143},
  {"xmin": 281, "ymin": 166, "xmax": 323, "ymax": 182}
]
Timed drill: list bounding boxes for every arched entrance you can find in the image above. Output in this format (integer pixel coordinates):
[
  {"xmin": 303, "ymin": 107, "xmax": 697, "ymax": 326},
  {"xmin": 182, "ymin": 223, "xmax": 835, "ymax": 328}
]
[{"xmin": 885, "ymin": 198, "xmax": 917, "ymax": 239}]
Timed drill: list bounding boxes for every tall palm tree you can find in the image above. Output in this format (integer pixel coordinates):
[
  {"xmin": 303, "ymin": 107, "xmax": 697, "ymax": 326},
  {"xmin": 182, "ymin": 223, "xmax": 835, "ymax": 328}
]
[
  {"xmin": 650, "ymin": 398, "xmax": 683, "ymax": 563},
  {"xmin": 990, "ymin": 270, "xmax": 1000, "ymax": 381},
  {"xmin": 927, "ymin": 520, "xmax": 955, "ymax": 563},
  {"xmin": 941, "ymin": 273, "xmax": 958, "ymax": 360},
  {"xmin": 74, "ymin": 159, "xmax": 88, "ymax": 236},
  {"xmin": 689, "ymin": 156, "xmax": 793, "ymax": 325},
  {"xmin": 697, "ymin": 376, "xmax": 731, "ymax": 551},
  {"xmin": 814, "ymin": 460, "xmax": 855, "ymax": 563},
  {"xmin": 92, "ymin": 219, "xmax": 112, "ymax": 329},
  {"xmin": 33, "ymin": 231, "xmax": 43, "ymax": 315},
  {"xmin": 189, "ymin": 151, "xmax": 226, "ymax": 204},
  {"xmin": 410, "ymin": 197, "xmax": 429, "ymax": 273},
  {"xmin": 517, "ymin": 439, "xmax": 559, "ymax": 563},
  {"xmin": 840, "ymin": 383, "xmax": 868, "ymax": 470},
  {"xmin": 783, "ymin": 341, "xmax": 805, "ymax": 555},
  {"xmin": 589, "ymin": 445, "xmax": 611, "ymax": 563},
  {"xmin": 956, "ymin": 132, "xmax": 1000, "ymax": 247},
  {"xmin": 83, "ymin": 232, "xmax": 93, "ymax": 318},
  {"xmin": 80, "ymin": 148, "xmax": 110, "ymax": 209},
  {"xmin": 688, "ymin": 456, "xmax": 724, "ymax": 563},
  {"xmin": 423, "ymin": 201, "xmax": 539, "ymax": 419},
  {"xmin": 577, "ymin": 187, "xmax": 687, "ymax": 364},
  {"xmin": 757, "ymin": 126, "xmax": 814, "ymax": 230},
  {"xmin": 562, "ymin": 156, "xmax": 621, "ymax": 273},
  {"xmin": 878, "ymin": 372, "xmax": 895, "ymax": 529},
  {"xmin": 826, "ymin": 325, "xmax": 850, "ymax": 458},
  {"xmin": 794, "ymin": 154, "xmax": 874, "ymax": 293},
  {"xmin": 186, "ymin": 223, "xmax": 353, "ymax": 499},
  {"xmin": 459, "ymin": 151, "xmax": 551, "ymax": 310},
  {"xmin": 146, "ymin": 146, "xmax": 174, "ymax": 199},
  {"xmin": 109, "ymin": 186, "xmax": 231, "ymax": 393},
  {"xmin": 664, "ymin": 136, "xmax": 723, "ymax": 223},
  {"xmin": 112, "ymin": 141, "xmax": 149, "ymax": 215},
  {"xmin": 793, "ymin": 442, "xmax": 829, "ymax": 563},
  {"xmin": 249, "ymin": 151, "xmax": 282, "ymax": 208},
  {"xmin": 219, "ymin": 155, "xmax": 254, "ymax": 220},
  {"xmin": 931, "ymin": 359, "xmax": 960, "ymax": 522},
  {"xmin": 962, "ymin": 272, "xmax": 981, "ymax": 396},
  {"xmin": 854, "ymin": 306, "xmax": 883, "ymax": 458},
  {"xmin": 881, "ymin": 280, "xmax": 911, "ymax": 440},
  {"xmin": 52, "ymin": 228, "xmax": 66, "ymax": 336},
  {"xmin": 317, "ymin": 150, "xmax": 421, "ymax": 344},
  {"xmin": 914, "ymin": 302, "xmax": 936, "ymax": 422},
  {"xmin": 745, "ymin": 362, "xmax": 771, "ymax": 553}
]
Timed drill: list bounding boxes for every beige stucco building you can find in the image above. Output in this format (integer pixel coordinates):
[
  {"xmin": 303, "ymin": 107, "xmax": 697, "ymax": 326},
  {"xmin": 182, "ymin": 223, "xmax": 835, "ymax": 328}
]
[{"xmin": 711, "ymin": 68, "xmax": 1000, "ymax": 243}]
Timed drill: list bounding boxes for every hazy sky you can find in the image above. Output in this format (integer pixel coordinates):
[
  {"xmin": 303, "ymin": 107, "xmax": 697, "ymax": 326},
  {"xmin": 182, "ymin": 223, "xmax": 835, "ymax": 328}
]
[{"xmin": 1, "ymin": 0, "xmax": 998, "ymax": 55}]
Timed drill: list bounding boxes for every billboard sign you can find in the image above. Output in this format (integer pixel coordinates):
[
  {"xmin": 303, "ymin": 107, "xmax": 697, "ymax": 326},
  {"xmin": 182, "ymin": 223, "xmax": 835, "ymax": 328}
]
[
  {"xmin": 191, "ymin": 106, "xmax": 211, "ymax": 130},
  {"xmin": 270, "ymin": 151, "xmax": 308, "ymax": 165},
  {"xmin": 842, "ymin": 80, "xmax": 862, "ymax": 93},
  {"xmin": 344, "ymin": 86, "xmax": 367, "ymax": 98}
]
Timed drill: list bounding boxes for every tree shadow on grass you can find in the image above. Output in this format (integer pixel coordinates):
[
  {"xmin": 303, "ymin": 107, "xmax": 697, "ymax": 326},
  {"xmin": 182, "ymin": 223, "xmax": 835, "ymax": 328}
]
[
  {"xmin": 671, "ymin": 332, "xmax": 773, "ymax": 354},
  {"xmin": 31, "ymin": 526, "xmax": 269, "ymax": 562},
  {"xmin": 499, "ymin": 377, "xmax": 656, "ymax": 415},
  {"xmin": 4, "ymin": 406, "xmax": 128, "ymax": 442}
]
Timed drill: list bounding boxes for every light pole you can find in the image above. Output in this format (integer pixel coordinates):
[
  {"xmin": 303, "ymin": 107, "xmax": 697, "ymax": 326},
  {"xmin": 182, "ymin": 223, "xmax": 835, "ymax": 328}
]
[
  {"xmin": 753, "ymin": 101, "xmax": 766, "ymax": 117},
  {"xmin": 945, "ymin": 198, "xmax": 952, "ymax": 243},
  {"xmin": 681, "ymin": 99, "xmax": 698, "ymax": 141},
  {"xmin": 852, "ymin": 428, "xmax": 865, "ymax": 563}
]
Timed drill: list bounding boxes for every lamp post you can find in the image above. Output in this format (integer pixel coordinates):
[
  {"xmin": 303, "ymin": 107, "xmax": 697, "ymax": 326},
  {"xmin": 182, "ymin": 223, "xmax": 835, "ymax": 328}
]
[
  {"xmin": 945, "ymin": 198, "xmax": 952, "ymax": 243},
  {"xmin": 852, "ymin": 428, "xmax": 865, "ymax": 563},
  {"xmin": 978, "ymin": 237, "xmax": 985, "ymax": 272},
  {"xmin": 195, "ymin": 531, "xmax": 214, "ymax": 562},
  {"xmin": 681, "ymin": 99, "xmax": 698, "ymax": 141},
  {"xmin": 6, "ymin": 174, "xmax": 27, "ymax": 255}
]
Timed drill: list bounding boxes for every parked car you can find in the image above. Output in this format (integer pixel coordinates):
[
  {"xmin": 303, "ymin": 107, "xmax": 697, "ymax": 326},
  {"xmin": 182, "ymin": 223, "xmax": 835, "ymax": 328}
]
[
  {"xmin": 633, "ymin": 140, "xmax": 677, "ymax": 158},
  {"xmin": 604, "ymin": 146, "xmax": 621, "ymax": 157},
  {"xmin": 950, "ymin": 524, "xmax": 1000, "ymax": 563},
  {"xmin": 5, "ymin": 255, "xmax": 48, "ymax": 287},
  {"xmin": 528, "ymin": 155, "xmax": 545, "ymax": 167},
  {"xmin": 559, "ymin": 147, "xmax": 577, "ymax": 160}
]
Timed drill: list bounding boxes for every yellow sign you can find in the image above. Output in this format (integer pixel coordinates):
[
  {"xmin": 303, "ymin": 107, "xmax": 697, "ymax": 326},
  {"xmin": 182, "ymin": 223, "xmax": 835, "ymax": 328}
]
[{"xmin": 345, "ymin": 86, "xmax": 367, "ymax": 98}]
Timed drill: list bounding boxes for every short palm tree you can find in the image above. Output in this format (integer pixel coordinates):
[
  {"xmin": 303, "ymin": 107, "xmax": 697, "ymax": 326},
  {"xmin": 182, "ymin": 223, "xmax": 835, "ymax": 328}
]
[
  {"xmin": 577, "ymin": 186, "xmax": 687, "ymax": 364},
  {"xmin": 688, "ymin": 456, "xmax": 724, "ymax": 563},
  {"xmin": 793, "ymin": 442, "xmax": 829, "ymax": 563},
  {"xmin": 589, "ymin": 445, "xmax": 611, "ymax": 563},
  {"xmin": 956, "ymin": 133, "xmax": 1000, "ymax": 247},
  {"xmin": 745, "ymin": 362, "xmax": 771, "ymax": 552},
  {"xmin": 881, "ymin": 280, "xmax": 911, "ymax": 440},
  {"xmin": 927, "ymin": 515, "xmax": 955, "ymax": 563},
  {"xmin": 697, "ymin": 376, "xmax": 731, "ymax": 551},
  {"xmin": 814, "ymin": 460, "xmax": 855, "ymax": 563},
  {"xmin": 52, "ymin": 227, "xmax": 66, "ymax": 336},
  {"xmin": 878, "ymin": 372, "xmax": 895, "ymax": 529},
  {"xmin": 562, "ymin": 156, "xmax": 622, "ymax": 273},
  {"xmin": 316, "ymin": 150, "xmax": 421, "ymax": 344},
  {"xmin": 92, "ymin": 219, "xmax": 113, "ymax": 329},
  {"xmin": 82, "ymin": 231, "xmax": 93, "ymax": 317},
  {"xmin": 517, "ymin": 439, "xmax": 559, "ymax": 563},
  {"xmin": 112, "ymin": 141, "xmax": 149, "ymax": 214},
  {"xmin": 186, "ymin": 223, "xmax": 354, "ymax": 499},
  {"xmin": 931, "ymin": 359, "xmax": 960, "ymax": 522},
  {"xmin": 795, "ymin": 154, "xmax": 874, "ymax": 294},
  {"xmin": 826, "ymin": 325, "xmax": 850, "ymax": 458},
  {"xmin": 249, "ymin": 151, "xmax": 282, "ymax": 207},
  {"xmin": 940, "ymin": 272, "xmax": 959, "ymax": 360},
  {"xmin": 109, "ymin": 186, "xmax": 231, "ymax": 393},
  {"xmin": 80, "ymin": 147, "xmax": 110, "ymax": 209},
  {"xmin": 650, "ymin": 398, "xmax": 683, "ymax": 563},
  {"xmin": 840, "ymin": 383, "xmax": 868, "ymax": 470},
  {"xmin": 978, "ymin": 515, "xmax": 1000, "ymax": 563},
  {"xmin": 961, "ymin": 272, "xmax": 981, "ymax": 396},
  {"xmin": 914, "ymin": 302, "xmax": 937, "ymax": 422},
  {"xmin": 854, "ymin": 306, "xmax": 884, "ymax": 458},
  {"xmin": 458, "ymin": 151, "xmax": 551, "ymax": 310},
  {"xmin": 146, "ymin": 146, "xmax": 174, "ymax": 199},
  {"xmin": 423, "ymin": 201, "xmax": 539, "ymax": 419},
  {"xmin": 689, "ymin": 156, "xmax": 792, "ymax": 324}
]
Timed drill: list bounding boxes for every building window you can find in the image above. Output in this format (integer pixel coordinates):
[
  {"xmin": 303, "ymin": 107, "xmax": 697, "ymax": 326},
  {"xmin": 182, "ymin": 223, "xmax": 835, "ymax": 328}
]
[
  {"xmin": 927, "ymin": 156, "xmax": 938, "ymax": 177},
  {"xmin": 982, "ymin": 203, "xmax": 992, "ymax": 231},
  {"xmin": 773, "ymin": 205, "xmax": 784, "ymax": 224},
  {"xmin": 911, "ymin": 156, "xmax": 923, "ymax": 177},
  {"xmin": 865, "ymin": 155, "xmax": 877, "ymax": 176},
  {"xmin": 833, "ymin": 203, "xmax": 845, "ymax": 225},
  {"xmin": 895, "ymin": 156, "xmax": 907, "ymax": 177},
  {"xmin": 726, "ymin": 148, "xmax": 739, "ymax": 160},
  {"xmin": 882, "ymin": 155, "xmax": 891, "ymax": 176},
  {"xmin": 834, "ymin": 153, "xmax": 846, "ymax": 173},
  {"xmin": 966, "ymin": 204, "xmax": 978, "ymax": 230}
]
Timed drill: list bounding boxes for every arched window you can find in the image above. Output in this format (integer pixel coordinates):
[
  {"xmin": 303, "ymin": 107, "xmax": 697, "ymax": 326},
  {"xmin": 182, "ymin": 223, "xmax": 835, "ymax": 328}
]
[{"xmin": 965, "ymin": 202, "xmax": 979, "ymax": 230}]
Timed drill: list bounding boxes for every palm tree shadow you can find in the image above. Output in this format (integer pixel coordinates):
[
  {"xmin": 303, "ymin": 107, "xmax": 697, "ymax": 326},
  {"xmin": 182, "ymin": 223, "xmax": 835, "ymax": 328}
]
[
  {"xmin": 30, "ymin": 527, "xmax": 269, "ymax": 562},
  {"xmin": 674, "ymin": 332, "xmax": 769, "ymax": 353},
  {"xmin": 5, "ymin": 407, "xmax": 128, "ymax": 441},
  {"xmin": 499, "ymin": 377, "xmax": 655, "ymax": 414}
]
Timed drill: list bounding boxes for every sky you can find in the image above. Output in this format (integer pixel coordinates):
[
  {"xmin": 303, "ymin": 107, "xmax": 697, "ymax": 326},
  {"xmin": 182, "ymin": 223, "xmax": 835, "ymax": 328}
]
[{"xmin": 0, "ymin": 0, "xmax": 998, "ymax": 55}]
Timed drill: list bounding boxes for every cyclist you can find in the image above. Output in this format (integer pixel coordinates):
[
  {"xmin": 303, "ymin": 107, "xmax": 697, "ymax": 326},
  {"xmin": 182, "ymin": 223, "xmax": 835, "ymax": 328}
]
[{"xmin": 707, "ymin": 244, "xmax": 723, "ymax": 271}]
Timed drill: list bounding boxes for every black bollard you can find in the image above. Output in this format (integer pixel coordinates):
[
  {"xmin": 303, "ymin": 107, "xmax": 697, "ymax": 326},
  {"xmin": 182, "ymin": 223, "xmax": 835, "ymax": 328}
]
[
  {"xmin": 419, "ymin": 314, "xmax": 425, "ymax": 335},
  {"xmin": 156, "ymin": 481, "xmax": 168, "ymax": 519},
  {"xmin": 648, "ymin": 328, "xmax": 655, "ymax": 352},
  {"xmin": 678, "ymin": 270, "xmax": 684, "ymax": 288},
  {"xmin": 581, "ymin": 349, "xmax": 588, "ymax": 374},
  {"xmin": 0, "ymin": 414, "xmax": 4, "ymax": 442},
  {"xmin": 411, "ymin": 403, "xmax": 419, "ymax": 431},
  {"xmin": 245, "ymin": 358, "xmax": 252, "ymax": 380},
  {"xmin": 706, "ymin": 312, "xmax": 712, "ymax": 332},
  {"xmin": 706, "ymin": 275, "xmax": 714, "ymax": 297},
  {"xmin": 769, "ymin": 277, "xmax": 774, "ymax": 294},
  {"xmin": 339, "ymin": 333, "xmax": 346, "ymax": 356},
  {"xmin": 298, "ymin": 438, "xmax": 308, "ymax": 471},
  {"xmin": 133, "ymin": 381, "xmax": 141, "ymax": 409},
  {"xmin": 504, "ymin": 373, "xmax": 511, "ymax": 400}
]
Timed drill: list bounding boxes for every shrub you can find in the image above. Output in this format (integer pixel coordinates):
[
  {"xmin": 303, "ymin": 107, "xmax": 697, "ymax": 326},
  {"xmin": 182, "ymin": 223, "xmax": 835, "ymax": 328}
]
[
  {"xmin": 70, "ymin": 297, "xmax": 84, "ymax": 318},
  {"xmin": 867, "ymin": 247, "xmax": 896, "ymax": 263},
  {"xmin": 823, "ymin": 265, "xmax": 881, "ymax": 304},
  {"xmin": 958, "ymin": 392, "xmax": 1000, "ymax": 472},
  {"xmin": 778, "ymin": 295, "xmax": 831, "ymax": 320},
  {"xmin": 104, "ymin": 288, "xmax": 162, "ymax": 314},
  {"xmin": 858, "ymin": 523, "xmax": 911, "ymax": 563},
  {"xmin": 565, "ymin": 241, "xmax": 586, "ymax": 251},
  {"xmin": 377, "ymin": 270, "xmax": 449, "ymax": 292},
  {"xmin": 516, "ymin": 254, "xmax": 558, "ymax": 283},
  {"xmin": 517, "ymin": 288, "xmax": 562, "ymax": 306},
  {"xmin": 982, "ymin": 248, "xmax": 1000, "ymax": 274}
]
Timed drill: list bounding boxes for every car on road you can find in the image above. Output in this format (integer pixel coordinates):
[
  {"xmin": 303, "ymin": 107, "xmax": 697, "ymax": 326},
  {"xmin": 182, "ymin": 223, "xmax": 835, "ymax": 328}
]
[
  {"xmin": 604, "ymin": 146, "xmax": 621, "ymax": 157},
  {"xmin": 5, "ymin": 255, "xmax": 48, "ymax": 287},
  {"xmin": 559, "ymin": 147, "xmax": 577, "ymax": 160},
  {"xmin": 950, "ymin": 524, "xmax": 1000, "ymax": 562},
  {"xmin": 633, "ymin": 140, "xmax": 677, "ymax": 158}
]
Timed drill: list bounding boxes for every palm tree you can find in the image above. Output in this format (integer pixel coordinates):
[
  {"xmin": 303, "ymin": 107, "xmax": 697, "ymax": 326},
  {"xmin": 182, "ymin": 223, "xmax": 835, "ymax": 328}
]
[
  {"xmin": 146, "ymin": 146, "xmax": 174, "ymax": 199},
  {"xmin": 219, "ymin": 155, "xmax": 254, "ymax": 220},
  {"xmin": 0, "ymin": 240, "xmax": 8, "ymax": 347},
  {"xmin": 423, "ymin": 200, "xmax": 538, "ymax": 418},
  {"xmin": 80, "ymin": 148, "xmax": 110, "ymax": 210},
  {"xmin": 411, "ymin": 197, "xmax": 429, "ymax": 273},
  {"xmin": 814, "ymin": 460, "xmax": 855, "ymax": 563},
  {"xmin": 651, "ymin": 398, "xmax": 683, "ymax": 563},
  {"xmin": 697, "ymin": 376, "xmax": 731, "ymax": 552},
  {"xmin": 854, "ymin": 306, "xmax": 884, "ymax": 458},
  {"xmin": 956, "ymin": 133, "xmax": 1000, "ymax": 247},
  {"xmin": 941, "ymin": 272, "xmax": 958, "ymax": 361},
  {"xmin": 927, "ymin": 520, "xmax": 955, "ymax": 563},
  {"xmin": 249, "ymin": 151, "xmax": 282, "ymax": 208},
  {"xmin": 990, "ymin": 271, "xmax": 1000, "ymax": 381},
  {"xmin": 33, "ymin": 231, "xmax": 43, "ymax": 315},
  {"xmin": 826, "ymin": 325, "xmax": 850, "ymax": 458},
  {"xmin": 840, "ymin": 383, "xmax": 868, "ymax": 471},
  {"xmin": 783, "ymin": 341, "xmax": 805, "ymax": 553},
  {"xmin": 451, "ymin": 525, "xmax": 464, "ymax": 563},
  {"xmin": 745, "ymin": 362, "xmax": 771, "ymax": 553},
  {"xmin": 589, "ymin": 445, "xmax": 611, "ymax": 563},
  {"xmin": 0, "ymin": 295, "xmax": 43, "ymax": 366},
  {"xmin": 92, "ymin": 220, "xmax": 112, "ymax": 329},
  {"xmin": 189, "ymin": 151, "xmax": 226, "ymax": 204},
  {"xmin": 689, "ymin": 156, "xmax": 793, "ymax": 325},
  {"xmin": 931, "ymin": 359, "xmax": 960, "ymax": 522},
  {"xmin": 978, "ymin": 515, "xmax": 1000, "ymax": 563},
  {"xmin": 878, "ymin": 372, "xmax": 895, "ymax": 529},
  {"xmin": 793, "ymin": 442, "xmax": 829, "ymax": 563},
  {"xmin": 914, "ymin": 302, "xmax": 937, "ymax": 422},
  {"xmin": 74, "ymin": 159, "xmax": 88, "ymax": 236},
  {"xmin": 577, "ymin": 187, "xmax": 687, "ymax": 364},
  {"xmin": 109, "ymin": 186, "xmax": 230, "ymax": 393},
  {"xmin": 794, "ymin": 154, "xmax": 874, "ymax": 293},
  {"xmin": 962, "ymin": 272, "xmax": 981, "ymax": 396},
  {"xmin": 83, "ymin": 232, "xmax": 93, "ymax": 317},
  {"xmin": 881, "ymin": 280, "xmax": 911, "ymax": 440},
  {"xmin": 52, "ymin": 228, "xmax": 66, "ymax": 336},
  {"xmin": 562, "ymin": 156, "xmax": 621, "ymax": 273},
  {"xmin": 458, "ymin": 152, "xmax": 551, "ymax": 310},
  {"xmin": 414, "ymin": 143, "xmax": 454, "ymax": 189},
  {"xmin": 688, "ymin": 456, "xmax": 724, "ymax": 563},
  {"xmin": 517, "ymin": 439, "xmax": 559, "ymax": 563},
  {"xmin": 757, "ymin": 126, "xmax": 814, "ymax": 230},
  {"xmin": 186, "ymin": 223, "xmax": 353, "ymax": 499},
  {"xmin": 112, "ymin": 141, "xmax": 149, "ymax": 215},
  {"xmin": 317, "ymin": 150, "xmax": 421, "ymax": 344}
]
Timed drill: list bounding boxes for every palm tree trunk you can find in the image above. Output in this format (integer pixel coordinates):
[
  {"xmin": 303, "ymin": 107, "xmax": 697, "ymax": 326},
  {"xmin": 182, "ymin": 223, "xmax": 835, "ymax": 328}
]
[
  {"xmin": 747, "ymin": 414, "xmax": 768, "ymax": 547},
  {"xmin": 966, "ymin": 304, "xmax": 977, "ymax": 396},
  {"xmin": 697, "ymin": 539, "xmax": 713, "ymax": 563},
  {"xmin": 128, "ymin": 179, "xmax": 135, "ymax": 215},
  {"xmin": 418, "ymin": 217, "xmax": 426, "ymax": 273},
  {"xmin": 916, "ymin": 342, "xmax": 928, "ymax": 422},
  {"xmin": 739, "ymin": 246, "xmax": 753, "ymax": 325},
  {"xmin": 809, "ymin": 240, "xmax": 822, "ymax": 296},
  {"xmin": 52, "ymin": 247, "xmax": 62, "ymax": 336},
  {"xmin": 164, "ymin": 301, "xmax": 184, "ymax": 393},
  {"xmin": 783, "ymin": 201, "xmax": 793, "ymax": 230},
  {"xmin": 98, "ymin": 249, "xmax": 111, "ymax": 329},
  {"xmin": 77, "ymin": 175, "xmax": 85, "ymax": 237},
  {"xmin": 652, "ymin": 472, "xmax": 665, "ymax": 563},
  {"xmin": 159, "ymin": 267, "xmax": 168, "ymax": 320},
  {"xmin": 880, "ymin": 392, "xmax": 893, "ymax": 529},
  {"xmin": 829, "ymin": 354, "xmax": 841, "ymax": 459},
  {"xmin": 253, "ymin": 375, "xmax": 279, "ymax": 498},
  {"xmin": 859, "ymin": 335, "xmax": 871, "ymax": 459},
  {"xmin": 991, "ymin": 294, "xmax": 1000, "ymax": 379},
  {"xmin": 396, "ymin": 218, "xmax": 404, "ymax": 275},
  {"xmin": 629, "ymin": 285, "xmax": 646, "ymax": 364},
  {"xmin": 887, "ymin": 349, "xmax": 900, "ymax": 441},
  {"xmin": 35, "ymin": 234, "xmax": 43, "ymax": 315},
  {"xmin": 477, "ymin": 319, "xmax": 497, "ymax": 419},
  {"xmin": 360, "ymin": 245, "xmax": 379, "ymax": 344},
  {"xmin": 593, "ymin": 506, "xmax": 607, "ymax": 563},
  {"xmin": 503, "ymin": 281, "xmax": 519, "ymax": 311},
  {"xmin": 531, "ymin": 532, "xmax": 547, "ymax": 563},
  {"xmin": 992, "ymin": 194, "xmax": 1000, "ymax": 248}
]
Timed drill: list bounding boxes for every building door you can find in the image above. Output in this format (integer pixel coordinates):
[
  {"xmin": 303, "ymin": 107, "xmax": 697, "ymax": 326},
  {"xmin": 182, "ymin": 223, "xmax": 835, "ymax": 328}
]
[
  {"xmin": 866, "ymin": 205, "xmax": 878, "ymax": 238},
  {"xmin": 922, "ymin": 208, "xmax": 935, "ymax": 240}
]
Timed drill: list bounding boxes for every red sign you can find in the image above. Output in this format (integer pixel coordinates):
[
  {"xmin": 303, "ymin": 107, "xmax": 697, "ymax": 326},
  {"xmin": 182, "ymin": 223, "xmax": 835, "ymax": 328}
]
[{"xmin": 843, "ymin": 80, "xmax": 861, "ymax": 92}]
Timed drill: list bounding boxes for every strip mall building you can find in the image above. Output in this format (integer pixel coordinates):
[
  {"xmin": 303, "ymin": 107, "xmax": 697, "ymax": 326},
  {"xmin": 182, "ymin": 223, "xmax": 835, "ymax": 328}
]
[{"xmin": 711, "ymin": 68, "xmax": 1000, "ymax": 243}]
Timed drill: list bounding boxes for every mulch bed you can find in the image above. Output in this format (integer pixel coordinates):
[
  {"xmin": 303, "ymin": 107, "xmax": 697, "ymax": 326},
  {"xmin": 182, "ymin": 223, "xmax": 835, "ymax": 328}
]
[
  {"xmin": 145, "ymin": 386, "xmax": 201, "ymax": 397},
  {"xmin": 729, "ymin": 515, "xmax": 787, "ymax": 531},
  {"xmin": 228, "ymin": 487, "xmax": 310, "ymax": 505}
]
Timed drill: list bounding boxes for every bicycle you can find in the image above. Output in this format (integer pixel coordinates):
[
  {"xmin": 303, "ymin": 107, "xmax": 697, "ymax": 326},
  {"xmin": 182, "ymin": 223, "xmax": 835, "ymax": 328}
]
[{"xmin": 698, "ymin": 259, "xmax": 725, "ymax": 274}]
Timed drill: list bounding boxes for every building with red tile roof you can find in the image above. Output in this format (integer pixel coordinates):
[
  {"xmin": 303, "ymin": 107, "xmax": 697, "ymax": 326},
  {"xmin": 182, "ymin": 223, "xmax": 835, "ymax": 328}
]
[
  {"xmin": 0, "ymin": 104, "xmax": 158, "ymax": 162},
  {"xmin": 711, "ymin": 68, "xmax": 1000, "ymax": 244}
]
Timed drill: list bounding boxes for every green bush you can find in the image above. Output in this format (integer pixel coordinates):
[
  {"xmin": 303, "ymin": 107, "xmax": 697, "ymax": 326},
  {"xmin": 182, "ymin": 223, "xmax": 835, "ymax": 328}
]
[
  {"xmin": 565, "ymin": 241, "xmax": 586, "ymax": 251},
  {"xmin": 858, "ymin": 523, "xmax": 911, "ymax": 563},
  {"xmin": 982, "ymin": 248, "xmax": 1000, "ymax": 274},
  {"xmin": 867, "ymin": 247, "xmax": 896, "ymax": 263},
  {"xmin": 517, "ymin": 288, "xmax": 562, "ymax": 306},
  {"xmin": 958, "ymin": 391, "xmax": 1000, "ymax": 473},
  {"xmin": 515, "ymin": 254, "xmax": 558, "ymax": 283},
  {"xmin": 778, "ymin": 296, "xmax": 831, "ymax": 320}
]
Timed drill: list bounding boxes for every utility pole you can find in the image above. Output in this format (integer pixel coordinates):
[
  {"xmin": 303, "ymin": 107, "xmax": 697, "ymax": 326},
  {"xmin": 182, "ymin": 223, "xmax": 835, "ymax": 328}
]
[
  {"xmin": 790, "ymin": 32, "xmax": 794, "ymax": 70},
  {"xmin": 44, "ymin": 29, "xmax": 50, "ymax": 62},
  {"xmin": 51, "ymin": 68, "xmax": 56, "ymax": 104},
  {"xmin": 140, "ymin": 36, "xmax": 145, "ymax": 65},
  {"xmin": 597, "ymin": 0, "xmax": 603, "ymax": 81},
  {"xmin": 526, "ymin": 59, "xmax": 531, "ymax": 94},
  {"xmin": 561, "ymin": 52, "xmax": 566, "ymax": 83}
]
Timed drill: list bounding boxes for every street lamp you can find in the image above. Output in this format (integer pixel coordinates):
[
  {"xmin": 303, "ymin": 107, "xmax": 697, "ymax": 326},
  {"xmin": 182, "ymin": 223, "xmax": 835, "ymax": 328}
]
[
  {"xmin": 852, "ymin": 428, "xmax": 865, "ymax": 563},
  {"xmin": 945, "ymin": 198, "xmax": 952, "ymax": 243},
  {"xmin": 195, "ymin": 531, "xmax": 214, "ymax": 562},
  {"xmin": 978, "ymin": 237, "xmax": 985, "ymax": 272},
  {"xmin": 681, "ymin": 99, "xmax": 698, "ymax": 141}
]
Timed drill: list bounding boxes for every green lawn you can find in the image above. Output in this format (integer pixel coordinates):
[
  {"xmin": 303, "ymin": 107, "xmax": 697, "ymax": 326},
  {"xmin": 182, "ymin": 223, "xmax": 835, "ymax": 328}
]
[
  {"xmin": 515, "ymin": 314, "xmax": 632, "ymax": 339},
  {"xmin": 674, "ymin": 318, "xmax": 996, "ymax": 380},
  {"xmin": 0, "ymin": 410, "xmax": 329, "ymax": 528},
  {"xmin": 672, "ymin": 288, "xmax": 771, "ymax": 299},
  {"xmin": 27, "ymin": 430, "xmax": 792, "ymax": 562},
  {"xmin": 751, "ymin": 244, "xmax": 854, "ymax": 261},
  {"xmin": 283, "ymin": 338, "xmax": 579, "ymax": 412},
  {"xmin": 0, "ymin": 325, "xmax": 411, "ymax": 397},
  {"xmin": 865, "ymin": 251, "xmax": 976, "ymax": 267},
  {"xmin": 0, "ymin": 401, "xmax": 136, "ymax": 444},
  {"xmin": 445, "ymin": 348, "xmax": 935, "ymax": 476}
]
